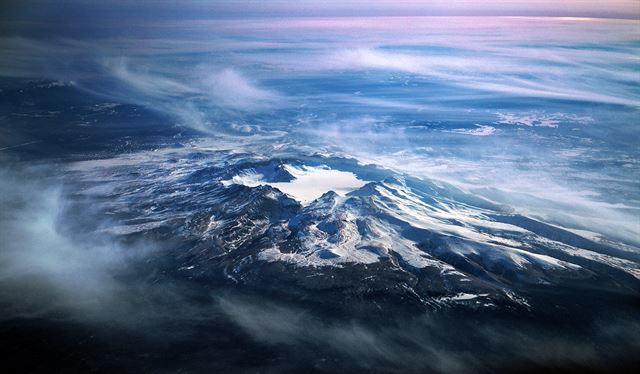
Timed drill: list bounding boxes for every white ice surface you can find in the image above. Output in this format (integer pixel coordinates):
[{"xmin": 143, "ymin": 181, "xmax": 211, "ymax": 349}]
[{"xmin": 224, "ymin": 165, "xmax": 366, "ymax": 205}]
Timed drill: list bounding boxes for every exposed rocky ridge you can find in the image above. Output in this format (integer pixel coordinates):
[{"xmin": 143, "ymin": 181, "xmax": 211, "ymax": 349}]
[{"xmin": 65, "ymin": 150, "xmax": 640, "ymax": 312}]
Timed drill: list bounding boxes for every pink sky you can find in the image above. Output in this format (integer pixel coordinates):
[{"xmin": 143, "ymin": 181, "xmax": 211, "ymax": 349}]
[{"xmin": 211, "ymin": 0, "xmax": 639, "ymax": 18}]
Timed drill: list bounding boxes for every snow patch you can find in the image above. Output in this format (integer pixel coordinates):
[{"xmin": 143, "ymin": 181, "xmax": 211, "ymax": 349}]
[
  {"xmin": 496, "ymin": 112, "xmax": 593, "ymax": 128},
  {"xmin": 223, "ymin": 165, "xmax": 367, "ymax": 205},
  {"xmin": 451, "ymin": 125, "xmax": 496, "ymax": 136}
]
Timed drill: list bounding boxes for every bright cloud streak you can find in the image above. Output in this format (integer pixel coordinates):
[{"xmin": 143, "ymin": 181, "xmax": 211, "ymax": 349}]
[{"xmin": 204, "ymin": 69, "xmax": 283, "ymax": 111}]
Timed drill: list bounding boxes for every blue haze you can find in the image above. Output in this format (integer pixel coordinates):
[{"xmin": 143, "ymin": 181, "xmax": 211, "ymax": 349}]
[{"xmin": 1, "ymin": 16, "xmax": 639, "ymax": 243}]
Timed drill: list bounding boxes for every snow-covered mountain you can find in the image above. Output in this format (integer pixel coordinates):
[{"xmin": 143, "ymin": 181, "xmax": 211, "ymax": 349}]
[{"xmin": 66, "ymin": 145, "xmax": 640, "ymax": 312}]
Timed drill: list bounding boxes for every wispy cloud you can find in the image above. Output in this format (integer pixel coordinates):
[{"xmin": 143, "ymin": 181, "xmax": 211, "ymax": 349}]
[
  {"xmin": 0, "ymin": 166, "xmax": 213, "ymax": 328},
  {"xmin": 0, "ymin": 167, "xmax": 130, "ymax": 320},
  {"xmin": 0, "ymin": 37, "xmax": 287, "ymax": 132},
  {"xmin": 106, "ymin": 58, "xmax": 197, "ymax": 97},
  {"xmin": 302, "ymin": 47, "xmax": 640, "ymax": 107},
  {"xmin": 216, "ymin": 294, "xmax": 640, "ymax": 373},
  {"xmin": 100, "ymin": 59, "xmax": 286, "ymax": 131},
  {"xmin": 203, "ymin": 68, "xmax": 283, "ymax": 111}
]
